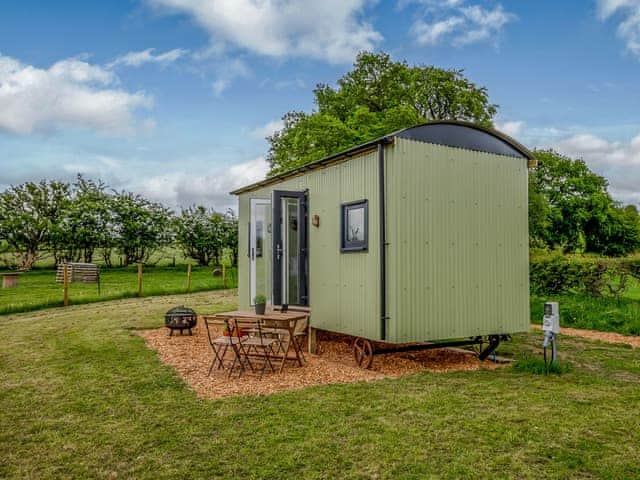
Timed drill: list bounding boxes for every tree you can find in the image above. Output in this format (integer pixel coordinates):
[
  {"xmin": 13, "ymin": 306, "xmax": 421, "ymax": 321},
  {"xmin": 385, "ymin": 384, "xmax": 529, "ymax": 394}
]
[
  {"xmin": 175, "ymin": 206, "xmax": 222, "ymax": 266},
  {"xmin": 174, "ymin": 207, "xmax": 238, "ymax": 266},
  {"xmin": 267, "ymin": 51, "xmax": 497, "ymax": 174},
  {"xmin": 528, "ymin": 174, "xmax": 552, "ymax": 248},
  {"xmin": 529, "ymin": 149, "xmax": 640, "ymax": 255},
  {"xmin": 0, "ymin": 180, "xmax": 69, "ymax": 269},
  {"xmin": 220, "ymin": 210, "xmax": 238, "ymax": 265},
  {"xmin": 49, "ymin": 176, "xmax": 112, "ymax": 264},
  {"xmin": 110, "ymin": 192, "xmax": 173, "ymax": 265},
  {"xmin": 267, "ymin": 112, "xmax": 359, "ymax": 174},
  {"xmin": 585, "ymin": 204, "xmax": 640, "ymax": 256}
]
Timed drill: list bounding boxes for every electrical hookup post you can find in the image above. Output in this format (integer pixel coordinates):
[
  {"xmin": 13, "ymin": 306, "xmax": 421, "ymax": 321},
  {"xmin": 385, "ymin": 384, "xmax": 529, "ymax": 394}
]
[{"xmin": 542, "ymin": 302, "xmax": 560, "ymax": 372}]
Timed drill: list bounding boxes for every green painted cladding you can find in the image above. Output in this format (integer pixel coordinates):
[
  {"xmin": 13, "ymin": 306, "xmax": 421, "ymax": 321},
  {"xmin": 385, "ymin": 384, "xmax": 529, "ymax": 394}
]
[
  {"xmin": 237, "ymin": 137, "xmax": 530, "ymax": 343},
  {"xmin": 384, "ymin": 138, "xmax": 529, "ymax": 342},
  {"xmin": 238, "ymin": 150, "xmax": 381, "ymax": 340}
]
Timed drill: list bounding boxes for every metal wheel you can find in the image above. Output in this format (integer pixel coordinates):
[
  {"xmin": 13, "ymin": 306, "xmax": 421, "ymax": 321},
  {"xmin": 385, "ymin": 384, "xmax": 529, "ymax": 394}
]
[{"xmin": 353, "ymin": 337, "xmax": 374, "ymax": 369}]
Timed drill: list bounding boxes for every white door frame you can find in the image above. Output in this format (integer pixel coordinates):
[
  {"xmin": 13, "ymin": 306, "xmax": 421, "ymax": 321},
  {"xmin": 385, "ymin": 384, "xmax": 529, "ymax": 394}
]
[{"xmin": 250, "ymin": 198, "xmax": 270, "ymax": 305}]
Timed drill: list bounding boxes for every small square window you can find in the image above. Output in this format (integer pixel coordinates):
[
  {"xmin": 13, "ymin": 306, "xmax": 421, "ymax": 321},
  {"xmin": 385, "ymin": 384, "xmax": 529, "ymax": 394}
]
[{"xmin": 341, "ymin": 200, "xmax": 368, "ymax": 252}]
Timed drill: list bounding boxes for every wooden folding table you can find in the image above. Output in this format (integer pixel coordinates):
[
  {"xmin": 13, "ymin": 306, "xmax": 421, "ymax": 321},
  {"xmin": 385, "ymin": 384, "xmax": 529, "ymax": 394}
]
[{"xmin": 208, "ymin": 309, "xmax": 309, "ymax": 373}]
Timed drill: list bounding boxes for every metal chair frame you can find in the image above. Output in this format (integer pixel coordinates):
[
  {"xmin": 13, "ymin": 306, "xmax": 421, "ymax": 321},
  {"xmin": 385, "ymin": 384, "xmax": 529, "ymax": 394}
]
[
  {"xmin": 239, "ymin": 318, "xmax": 282, "ymax": 378},
  {"xmin": 204, "ymin": 317, "xmax": 252, "ymax": 378},
  {"xmin": 205, "ymin": 317, "xmax": 286, "ymax": 379},
  {"xmin": 273, "ymin": 306, "xmax": 310, "ymax": 364}
]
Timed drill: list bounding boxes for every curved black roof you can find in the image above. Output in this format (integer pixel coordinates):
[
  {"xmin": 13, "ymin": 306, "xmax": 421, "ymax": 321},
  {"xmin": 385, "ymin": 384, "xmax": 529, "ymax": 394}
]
[
  {"xmin": 396, "ymin": 121, "xmax": 534, "ymax": 159},
  {"xmin": 232, "ymin": 120, "xmax": 534, "ymax": 194}
]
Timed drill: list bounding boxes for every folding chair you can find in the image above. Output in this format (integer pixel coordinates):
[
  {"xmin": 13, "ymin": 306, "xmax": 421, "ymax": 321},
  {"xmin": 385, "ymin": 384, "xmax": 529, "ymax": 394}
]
[
  {"xmin": 237, "ymin": 318, "xmax": 281, "ymax": 378},
  {"xmin": 273, "ymin": 306, "xmax": 310, "ymax": 363},
  {"xmin": 292, "ymin": 315, "xmax": 309, "ymax": 363},
  {"xmin": 204, "ymin": 317, "xmax": 251, "ymax": 378}
]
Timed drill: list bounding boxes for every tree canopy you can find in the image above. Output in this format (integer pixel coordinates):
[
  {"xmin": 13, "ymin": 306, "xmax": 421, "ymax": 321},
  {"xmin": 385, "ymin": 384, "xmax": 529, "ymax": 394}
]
[
  {"xmin": 267, "ymin": 51, "xmax": 497, "ymax": 175},
  {"xmin": 0, "ymin": 180, "xmax": 69, "ymax": 269},
  {"xmin": 0, "ymin": 177, "xmax": 238, "ymax": 269},
  {"xmin": 174, "ymin": 206, "xmax": 238, "ymax": 266},
  {"xmin": 529, "ymin": 150, "xmax": 640, "ymax": 256},
  {"xmin": 49, "ymin": 176, "xmax": 112, "ymax": 265}
]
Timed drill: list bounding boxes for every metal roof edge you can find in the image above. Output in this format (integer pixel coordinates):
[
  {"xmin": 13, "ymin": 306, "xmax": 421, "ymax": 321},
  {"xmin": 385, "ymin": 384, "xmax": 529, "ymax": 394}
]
[{"xmin": 407, "ymin": 120, "xmax": 536, "ymax": 161}]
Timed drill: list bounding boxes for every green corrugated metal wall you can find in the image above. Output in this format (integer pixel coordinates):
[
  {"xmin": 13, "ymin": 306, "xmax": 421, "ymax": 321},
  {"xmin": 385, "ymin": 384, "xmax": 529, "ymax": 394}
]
[
  {"xmin": 238, "ymin": 150, "xmax": 381, "ymax": 340},
  {"xmin": 384, "ymin": 138, "xmax": 529, "ymax": 342},
  {"xmin": 237, "ymin": 137, "xmax": 529, "ymax": 343}
]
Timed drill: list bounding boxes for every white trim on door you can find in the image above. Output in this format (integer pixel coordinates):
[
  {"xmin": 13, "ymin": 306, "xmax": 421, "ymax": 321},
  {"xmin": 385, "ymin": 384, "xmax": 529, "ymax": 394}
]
[{"xmin": 250, "ymin": 198, "xmax": 271, "ymax": 305}]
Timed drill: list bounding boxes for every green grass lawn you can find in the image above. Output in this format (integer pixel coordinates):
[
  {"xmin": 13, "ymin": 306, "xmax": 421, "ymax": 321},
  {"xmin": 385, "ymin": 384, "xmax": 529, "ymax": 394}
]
[
  {"xmin": 1, "ymin": 291, "xmax": 639, "ymax": 479},
  {"xmin": 0, "ymin": 265, "xmax": 237, "ymax": 315}
]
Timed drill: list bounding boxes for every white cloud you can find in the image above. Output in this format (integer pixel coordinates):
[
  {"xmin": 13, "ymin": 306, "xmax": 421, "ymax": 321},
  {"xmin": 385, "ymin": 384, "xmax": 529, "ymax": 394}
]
[
  {"xmin": 62, "ymin": 154, "xmax": 123, "ymax": 174},
  {"xmin": 107, "ymin": 48, "xmax": 189, "ymax": 68},
  {"xmin": 399, "ymin": 0, "xmax": 464, "ymax": 8},
  {"xmin": 210, "ymin": 58, "xmax": 251, "ymax": 96},
  {"xmin": 135, "ymin": 156, "xmax": 270, "ymax": 210},
  {"xmin": 251, "ymin": 119, "xmax": 284, "ymax": 140},
  {"xmin": 147, "ymin": 0, "xmax": 382, "ymax": 64},
  {"xmin": 259, "ymin": 77, "xmax": 306, "ymax": 90},
  {"xmin": 503, "ymin": 120, "xmax": 640, "ymax": 206},
  {"xmin": 598, "ymin": 0, "xmax": 640, "ymax": 57},
  {"xmin": 495, "ymin": 120, "xmax": 525, "ymax": 138},
  {"xmin": 0, "ymin": 54, "xmax": 152, "ymax": 135},
  {"xmin": 212, "ymin": 79, "xmax": 228, "ymax": 96},
  {"xmin": 412, "ymin": 17, "xmax": 464, "ymax": 45},
  {"xmin": 553, "ymin": 131, "xmax": 640, "ymax": 205},
  {"xmin": 598, "ymin": 0, "xmax": 640, "ymax": 19},
  {"xmin": 409, "ymin": 2, "xmax": 516, "ymax": 47}
]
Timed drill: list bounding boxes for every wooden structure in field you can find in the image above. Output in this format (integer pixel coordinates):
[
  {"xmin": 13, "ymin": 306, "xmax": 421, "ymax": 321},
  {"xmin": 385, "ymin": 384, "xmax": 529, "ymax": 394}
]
[{"xmin": 56, "ymin": 263, "xmax": 101, "ymax": 293}]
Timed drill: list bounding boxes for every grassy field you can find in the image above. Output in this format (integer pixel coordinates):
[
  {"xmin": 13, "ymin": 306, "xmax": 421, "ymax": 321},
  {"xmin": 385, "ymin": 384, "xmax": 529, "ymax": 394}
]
[
  {"xmin": 0, "ymin": 266, "xmax": 237, "ymax": 315},
  {"xmin": 1, "ymin": 291, "xmax": 639, "ymax": 479},
  {"xmin": 5, "ymin": 269, "xmax": 639, "ymax": 336}
]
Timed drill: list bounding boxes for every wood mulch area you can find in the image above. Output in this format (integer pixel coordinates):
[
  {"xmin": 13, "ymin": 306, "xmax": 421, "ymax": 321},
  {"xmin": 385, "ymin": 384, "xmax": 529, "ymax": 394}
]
[
  {"xmin": 531, "ymin": 324, "xmax": 640, "ymax": 348},
  {"xmin": 138, "ymin": 325, "xmax": 501, "ymax": 400}
]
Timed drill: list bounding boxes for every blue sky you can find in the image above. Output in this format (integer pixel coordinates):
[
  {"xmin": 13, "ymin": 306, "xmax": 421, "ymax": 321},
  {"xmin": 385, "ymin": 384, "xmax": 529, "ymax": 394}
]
[{"xmin": 1, "ymin": 0, "xmax": 640, "ymax": 210}]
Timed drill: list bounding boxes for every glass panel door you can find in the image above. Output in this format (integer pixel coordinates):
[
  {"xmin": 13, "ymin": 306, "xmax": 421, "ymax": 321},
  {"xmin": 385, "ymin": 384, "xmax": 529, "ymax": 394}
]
[
  {"xmin": 272, "ymin": 191, "xmax": 308, "ymax": 306},
  {"xmin": 250, "ymin": 199, "xmax": 271, "ymax": 305},
  {"xmin": 282, "ymin": 197, "xmax": 300, "ymax": 305}
]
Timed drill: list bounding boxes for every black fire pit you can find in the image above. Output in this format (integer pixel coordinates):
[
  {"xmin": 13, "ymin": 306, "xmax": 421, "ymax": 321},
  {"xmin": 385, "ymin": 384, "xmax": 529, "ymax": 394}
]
[{"xmin": 165, "ymin": 306, "xmax": 197, "ymax": 336}]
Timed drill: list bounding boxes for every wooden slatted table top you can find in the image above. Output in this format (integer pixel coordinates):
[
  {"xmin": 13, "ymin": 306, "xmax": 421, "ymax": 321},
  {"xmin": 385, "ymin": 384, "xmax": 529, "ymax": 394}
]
[{"xmin": 203, "ymin": 309, "xmax": 309, "ymax": 321}]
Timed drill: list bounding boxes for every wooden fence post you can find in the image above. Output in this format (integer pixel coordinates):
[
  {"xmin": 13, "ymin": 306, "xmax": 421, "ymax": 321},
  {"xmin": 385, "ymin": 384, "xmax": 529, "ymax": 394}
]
[
  {"xmin": 63, "ymin": 263, "xmax": 69, "ymax": 307},
  {"xmin": 137, "ymin": 263, "xmax": 143, "ymax": 298},
  {"xmin": 186, "ymin": 264, "xmax": 192, "ymax": 293}
]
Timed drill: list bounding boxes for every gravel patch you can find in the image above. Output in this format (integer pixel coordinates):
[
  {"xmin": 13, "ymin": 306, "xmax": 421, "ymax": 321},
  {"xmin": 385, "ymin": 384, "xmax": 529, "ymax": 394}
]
[
  {"xmin": 531, "ymin": 324, "xmax": 640, "ymax": 348},
  {"xmin": 138, "ymin": 324, "xmax": 502, "ymax": 400}
]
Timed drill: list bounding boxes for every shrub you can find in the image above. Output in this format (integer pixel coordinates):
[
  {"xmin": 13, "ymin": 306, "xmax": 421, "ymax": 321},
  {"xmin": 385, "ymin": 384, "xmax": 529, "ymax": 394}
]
[
  {"xmin": 512, "ymin": 354, "xmax": 571, "ymax": 375},
  {"xmin": 530, "ymin": 253, "xmax": 633, "ymax": 297}
]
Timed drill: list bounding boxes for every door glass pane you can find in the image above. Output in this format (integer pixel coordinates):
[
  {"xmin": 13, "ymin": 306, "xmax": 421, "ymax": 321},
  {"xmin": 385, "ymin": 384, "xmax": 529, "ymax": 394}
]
[
  {"xmin": 282, "ymin": 197, "xmax": 300, "ymax": 305},
  {"xmin": 252, "ymin": 202, "xmax": 271, "ymax": 303}
]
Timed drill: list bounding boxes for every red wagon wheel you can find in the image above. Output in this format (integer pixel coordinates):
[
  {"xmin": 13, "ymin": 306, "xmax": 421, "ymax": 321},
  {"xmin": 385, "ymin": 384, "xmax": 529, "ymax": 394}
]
[{"xmin": 353, "ymin": 337, "xmax": 374, "ymax": 369}]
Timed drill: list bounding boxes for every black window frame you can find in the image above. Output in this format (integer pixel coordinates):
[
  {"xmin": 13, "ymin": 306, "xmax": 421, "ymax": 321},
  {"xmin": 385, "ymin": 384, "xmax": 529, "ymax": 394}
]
[{"xmin": 341, "ymin": 199, "xmax": 368, "ymax": 253}]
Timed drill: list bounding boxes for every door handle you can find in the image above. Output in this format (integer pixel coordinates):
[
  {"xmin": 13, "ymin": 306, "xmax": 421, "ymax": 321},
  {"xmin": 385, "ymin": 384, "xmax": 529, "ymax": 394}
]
[
  {"xmin": 251, "ymin": 248, "xmax": 255, "ymax": 260},
  {"xmin": 276, "ymin": 243, "xmax": 282, "ymax": 261}
]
